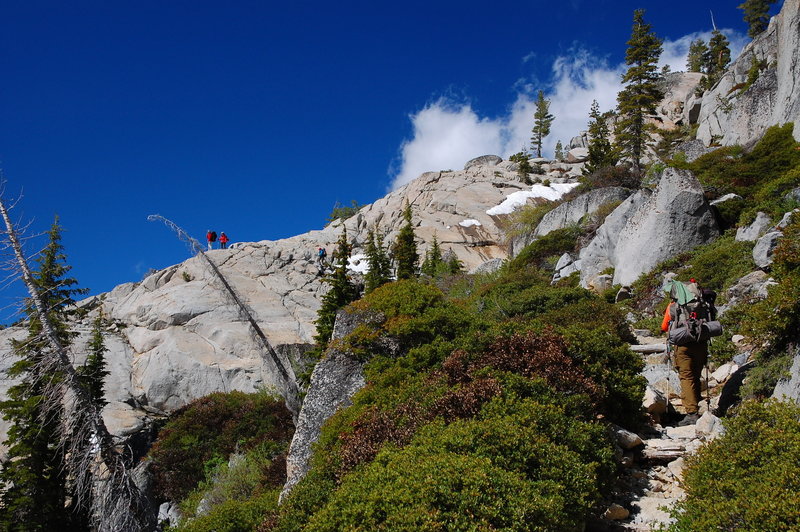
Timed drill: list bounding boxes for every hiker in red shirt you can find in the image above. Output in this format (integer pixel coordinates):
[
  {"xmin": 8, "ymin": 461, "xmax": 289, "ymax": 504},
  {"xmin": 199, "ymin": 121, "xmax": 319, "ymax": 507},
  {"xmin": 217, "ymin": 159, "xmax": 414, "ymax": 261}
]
[
  {"xmin": 206, "ymin": 230, "xmax": 217, "ymax": 250},
  {"xmin": 219, "ymin": 232, "xmax": 229, "ymax": 249}
]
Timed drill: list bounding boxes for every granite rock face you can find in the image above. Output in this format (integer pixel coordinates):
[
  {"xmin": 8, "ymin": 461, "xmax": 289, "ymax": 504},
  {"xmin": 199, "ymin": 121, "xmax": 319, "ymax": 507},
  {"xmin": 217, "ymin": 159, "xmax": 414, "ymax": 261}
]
[
  {"xmin": 695, "ymin": 0, "xmax": 800, "ymax": 145},
  {"xmin": 580, "ymin": 168, "xmax": 719, "ymax": 287},
  {"xmin": 0, "ymin": 158, "xmax": 532, "ymax": 451}
]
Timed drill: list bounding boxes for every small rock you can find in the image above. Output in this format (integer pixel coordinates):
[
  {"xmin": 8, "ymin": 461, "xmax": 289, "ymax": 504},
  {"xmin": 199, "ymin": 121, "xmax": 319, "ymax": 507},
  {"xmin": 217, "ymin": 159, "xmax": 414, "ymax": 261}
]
[
  {"xmin": 616, "ymin": 428, "xmax": 644, "ymax": 450},
  {"xmin": 695, "ymin": 411, "xmax": 725, "ymax": 440},
  {"xmin": 643, "ymin": 386, "xmax": 668, "ymax": 415},
  {"xmin": 732, "ymin": 334, "xmax": 745, "ymax": 344},
  {"xmin": 667, "ymin": 457, "xmax": 686, "ymax": 482},
  {"xmin": 603, "ymin": 503, "xmax": 630, "ymax": 521},
  {"xmin": 666, "ymin": 424, "xmax": 697, "ymax": 440}
]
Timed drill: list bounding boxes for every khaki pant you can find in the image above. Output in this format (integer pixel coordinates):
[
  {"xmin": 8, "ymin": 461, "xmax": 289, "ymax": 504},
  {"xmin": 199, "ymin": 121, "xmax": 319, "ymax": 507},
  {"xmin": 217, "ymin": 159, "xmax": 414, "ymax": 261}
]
[{"xmin": 674, "ymin": 342, "xmax": 708, "ymax": 414}]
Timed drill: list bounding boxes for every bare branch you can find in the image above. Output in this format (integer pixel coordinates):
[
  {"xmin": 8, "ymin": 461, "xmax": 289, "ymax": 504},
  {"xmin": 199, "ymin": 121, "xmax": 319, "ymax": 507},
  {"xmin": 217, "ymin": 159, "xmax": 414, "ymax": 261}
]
[{"xmin": 148, "ymin": 214, "xmax": 301, "ymax": 417}]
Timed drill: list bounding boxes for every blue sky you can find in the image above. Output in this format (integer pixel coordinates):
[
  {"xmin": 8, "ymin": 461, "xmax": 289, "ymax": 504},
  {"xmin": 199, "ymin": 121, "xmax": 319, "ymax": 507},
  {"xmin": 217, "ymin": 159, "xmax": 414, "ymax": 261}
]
[{"xmin": 0, "ymin": 0, "xmax": 780, "ymax": 321}]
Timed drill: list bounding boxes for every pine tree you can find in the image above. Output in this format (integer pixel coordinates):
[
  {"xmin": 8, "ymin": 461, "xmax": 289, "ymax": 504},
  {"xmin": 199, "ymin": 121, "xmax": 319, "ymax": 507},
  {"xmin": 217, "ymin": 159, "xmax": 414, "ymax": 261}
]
[
  {"xmin": 706, "ymin": 30, "xmax": 731, "ymax": 80},
  {"xmin": 420, "ymin": 235, "xmax": 444, "ymax": 277},
  {"xmin": 554, "ymin": 140, "xmax": 564, "ymax": 162},
  {"xmin": 686, "ymin": 39, "xmax": 709, "ymax": 72},
  {"xmin": 739, "ymin": 0, "xmax": 777, "ymax": 38},
  {"xmin": 312, "ymin": 227, "xmax": 359, "ymax": 347},
  {"xmin": 509, "ymin": 152, "xmax": 533, "ymax": 184},
  {"xmin": 444, "ymin": 250, "xmax": 464, "ymax": 275},
  {"xmin": 531, "ymin": 90, "xmax": 554, "ymax": 158},
  {"xmin": 392, "ymin": 202, "xmax": 419, "ymax": 280},
  {"xmin": 584, "ymin": 100, "xmax": 618, "ymax": 175},
  {"xmin": 364, "ymin": 229, "xmax": 392, "ymax": 294},
  {"xmin": 78, "ymin": 314, "xmax": 110, "ymax": 407},
  {"xmin": 0, "ymin": 217, "xmax": 89, "ymax": 530},
  {"xmin": 614, "ymin": 9, "xmax": 663, "ymax": 174}
]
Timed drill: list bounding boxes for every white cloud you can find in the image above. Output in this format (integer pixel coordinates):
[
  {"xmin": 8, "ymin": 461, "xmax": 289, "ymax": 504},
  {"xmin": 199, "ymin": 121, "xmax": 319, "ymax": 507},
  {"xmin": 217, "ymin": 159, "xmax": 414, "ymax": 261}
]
[
  {"xmin": 389, "ymin": 28, "xmax": 748, "ymax": 191},
  {"xmin": 389, "ymin": 100, "xmax": 504, "ymax": 189}
]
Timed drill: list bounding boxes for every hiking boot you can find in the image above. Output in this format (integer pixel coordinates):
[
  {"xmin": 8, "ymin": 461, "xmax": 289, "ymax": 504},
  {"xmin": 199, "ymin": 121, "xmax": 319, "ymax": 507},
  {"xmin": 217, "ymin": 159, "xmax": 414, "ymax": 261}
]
[{"xmin": 678, "ymin": 413, "xmax": 699, "ymax": 426}]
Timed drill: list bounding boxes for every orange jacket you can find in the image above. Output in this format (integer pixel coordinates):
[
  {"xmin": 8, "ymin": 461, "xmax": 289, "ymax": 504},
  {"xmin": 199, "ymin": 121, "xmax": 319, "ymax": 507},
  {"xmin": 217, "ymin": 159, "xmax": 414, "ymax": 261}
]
[{"xmin": 661, "ymin": 303, "xmax": 673, "ymax": 332}]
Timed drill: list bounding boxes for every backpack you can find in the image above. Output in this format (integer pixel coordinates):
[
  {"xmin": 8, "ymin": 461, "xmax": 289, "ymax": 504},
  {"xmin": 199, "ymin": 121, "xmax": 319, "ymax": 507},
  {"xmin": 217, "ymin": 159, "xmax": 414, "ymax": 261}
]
[
  {"xmin": 664, "ymin": 279, "xmax": 723, "ymax": 346},
  {"xmin": 318, "ymin": 248, "xmax": 326, "ymax": 258}
]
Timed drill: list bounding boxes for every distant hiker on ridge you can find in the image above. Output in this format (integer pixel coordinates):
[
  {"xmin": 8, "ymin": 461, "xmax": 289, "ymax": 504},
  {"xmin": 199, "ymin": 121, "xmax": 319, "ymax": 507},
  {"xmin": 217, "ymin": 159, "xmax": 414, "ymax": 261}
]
[
  {"xmin": 219, "ymin": 232, "xmax": 229, "ymax": 249},
  {"xmin": 206, "ymin": 230, "xmax": 217, "ymax": 250}
]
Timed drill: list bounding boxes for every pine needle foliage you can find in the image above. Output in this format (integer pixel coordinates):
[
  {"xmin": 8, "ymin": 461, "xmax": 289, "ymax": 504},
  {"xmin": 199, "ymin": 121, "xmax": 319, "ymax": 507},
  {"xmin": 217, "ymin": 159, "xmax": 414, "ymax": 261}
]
[
  {"xmin": 615, "ymin": 9, "xmax": 663, "ymax": 174},
  {"xmin": 584, "ymin": 100, "xmax": 619, "ymax": 176},
  {"xmin": 392, "ymin": 202, "xmax": 419, "ymax": 280},
  {"xmin": 686, "ymin": 39, "xmax": 708, "ymax": 72},
  {"xmin": 531, "ymin": 90, "xmax": 554, "ymax": 158},
  {"xmin": 420, "ymin": 235, "xmax": 444, "ymax": 277},
  {"xmin": 313, "ymin": 227, "xmax": 359, "ymax": 348},
  {"xmin": 738, "ymin": 0, "xmax": 777, "ymax": 38},
  {"xmin": 364, "ymin": 229, "xmax": 392, "ymax": 294},
  {"xmin": 0, "ymin": 217, "xmax": 89, "ymax": 531}
]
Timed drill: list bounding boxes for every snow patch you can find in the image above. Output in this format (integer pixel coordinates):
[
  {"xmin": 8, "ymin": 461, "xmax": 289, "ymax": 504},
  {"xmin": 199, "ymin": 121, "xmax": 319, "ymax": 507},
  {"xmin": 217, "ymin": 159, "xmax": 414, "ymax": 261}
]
[
  {"xmin": 459, "ymin": 219, "xmax": 482, "ymax": 227},
  {"xmin": 347, "ymin": 253, "xmax": 369, "ymax": 274},
  {"xmin": 486, "ymin": 183, "xmax": 580, "ymax": 216}
]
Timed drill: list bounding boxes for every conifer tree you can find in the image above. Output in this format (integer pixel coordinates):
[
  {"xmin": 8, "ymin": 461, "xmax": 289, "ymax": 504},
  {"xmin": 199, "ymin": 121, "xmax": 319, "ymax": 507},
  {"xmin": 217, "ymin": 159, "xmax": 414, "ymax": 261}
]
[
  {"xmin": 531, "ymin": 90, "xmax": 554, "ymax": 158},
  {"xmin": 78, "ymin": 314, "xmax": 110, "ymax": 407},
  {"xmin": 614, "ymin": 9, "xmax": 663, "ymax": 174},
  {"xmin": 686, "ymin": 39, "xmax": 709, "ymax": 72},
  {"xmin": 0, "ymin": 217, "xmax": 89, "ymax": 530},
  {"xmin": 364, "ymin": 229, "xmax": 392, "ymax": 294},
  {"xmin": 312, "ymin": 227, "xmax": 359, "ymax": 347},
  {"xmin": 706, "ymin": 30, "xmax": 731, "ymax": 80},
  {"xmin": 554, "ymin": 140, "xmax": 564, "ymax": 162},
  {"xmin": 392, "ymin": 202, "xmax": 419, "ymax": 280},
  {"xmin": 445, "ymin": 250, "xmax": 464, "ymax": 275},
  {"xmin": 420, "ymin": 235, "xmax": 444, "ymax": 277},
  {"xmin": 739, "ymin": 0, "xmax": 777, "ymax": 38},
  {"xmin": 584, "ymin": 100, "xmax": 618, "ymax": 175}
]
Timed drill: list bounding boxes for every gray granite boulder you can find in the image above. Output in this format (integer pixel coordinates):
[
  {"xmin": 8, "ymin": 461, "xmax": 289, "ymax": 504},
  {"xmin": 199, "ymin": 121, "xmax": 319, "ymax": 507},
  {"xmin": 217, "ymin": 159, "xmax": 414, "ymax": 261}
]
[
  {"xmin": 581, "ymin": 168, "xmax": 718, "ymax": 288},
  {"xmin": 773, "ymin": 348, "xmax": 800, "ymax": 403},
  {"xmin": 281, "ymin": 308, "xmax": 387, "ymax": 500},
  {"xmin": 753, "ymin": 231, "xmax": 783, "ymax": 268},
  {"xmin": 736, "ymin": 212, "xmax": 773, "ymax": 241},
  {"xmin": 464, "ymin": 154, "xmax": 503, "ymax": 170},
  {"xmin": 534, "ymin": 187, "xmax": 630, "ymax": 238},
  {"xmin": 611, "ymin": 168, "xmax": 719, "ymax": 286}
]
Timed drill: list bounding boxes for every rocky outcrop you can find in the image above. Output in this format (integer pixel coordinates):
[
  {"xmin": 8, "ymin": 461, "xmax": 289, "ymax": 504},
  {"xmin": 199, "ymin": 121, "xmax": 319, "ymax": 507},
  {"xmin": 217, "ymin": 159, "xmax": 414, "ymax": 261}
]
[
  {"xmin": 753, "ymin": 231, "xmax": 783, "ymax": 268},
  {"xmin": 773, "ymin": 347, "xmax": 800, "ymax": 403},
  {"xmin": 535, "ymin": 187, "xmax": 630, "ymax": 238},
  {"xmin": 736, "ymin": 212, "xmax": 773, "ymax": 241},
  {"xmin": 281, "ymin": 308, "xmax": 387, "ymax": 500},
  {"xmin": 695, "ymin": 1, "xmax": 800, "ymax": 145},
  {"xmin": 581, "ymin": 168, "xmax": 719, "ymax": 288},
  {"xmin": 0, "ymin": 158, "xmax": 535, "ymax": 451}
]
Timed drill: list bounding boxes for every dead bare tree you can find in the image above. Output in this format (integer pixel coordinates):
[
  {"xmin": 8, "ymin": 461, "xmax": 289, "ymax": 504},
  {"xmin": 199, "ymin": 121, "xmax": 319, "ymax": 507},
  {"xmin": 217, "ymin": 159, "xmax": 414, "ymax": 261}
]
[
  {"xmin": 0, "ymin": 193, "xmax": 154, "ymax": 531},
  {"xmin": 147, "ymin": 214, "xmax": 301, "ymax": 417}
]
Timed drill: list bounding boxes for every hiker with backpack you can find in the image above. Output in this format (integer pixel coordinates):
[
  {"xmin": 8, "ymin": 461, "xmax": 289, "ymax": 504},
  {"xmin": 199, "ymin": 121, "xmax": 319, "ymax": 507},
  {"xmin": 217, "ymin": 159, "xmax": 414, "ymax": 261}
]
[
  {"xmin": 206, "ymin": 230, "xmax": 217, "ymax": 250},
  {"xmin": 661, "ymin": 277, "xmax": 723, "ymax": 426},
  {"xmin": 219, "ymin": 232, "xmax": 229, "ymax": 249}
]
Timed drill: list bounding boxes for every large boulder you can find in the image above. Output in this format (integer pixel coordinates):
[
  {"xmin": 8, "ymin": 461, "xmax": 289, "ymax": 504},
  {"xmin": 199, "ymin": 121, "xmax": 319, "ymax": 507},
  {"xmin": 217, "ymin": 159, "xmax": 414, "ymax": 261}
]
[
  {"xmin": 281, "ymin": 308, "xmax": 387, "ymax": 499},
  {"xmin": 579, "ymin": 190, "xmax": 652, "ymax": 287},
  {"xmin": 581, "ymin": 168, "xmax": 719, "ymax": 287},
  {"xmin": 534, "ymin": 187, "xmax": 631, "ymax": 238},
  {"xmin": 611, "ymin": 168, "xmax": 719, "ymax": 286},
  {"xmin": 736, "ymin": 212, "xmax": 773, "ymax": 241},
  {"xmin": 773, "ymin": 347, "xmax": 800, "ymax": 403},
  {"xmin": 695, "ymin": 1, "xmax": 800, "ymax": 145},
  {"xmin": 464, "ymin": 154, "xmax": 503, "ymax": 170},
  {"xmin": 753, "ymin": 231, "xmax": 783, "ymax": 269}
]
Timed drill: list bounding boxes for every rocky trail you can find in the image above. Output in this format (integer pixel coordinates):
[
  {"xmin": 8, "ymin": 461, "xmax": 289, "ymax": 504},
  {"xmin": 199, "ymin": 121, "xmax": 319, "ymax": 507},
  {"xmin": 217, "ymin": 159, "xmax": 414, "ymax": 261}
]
[{"xmin": 596, "ymin": 329, "xmax": 744, "ymax": 531}]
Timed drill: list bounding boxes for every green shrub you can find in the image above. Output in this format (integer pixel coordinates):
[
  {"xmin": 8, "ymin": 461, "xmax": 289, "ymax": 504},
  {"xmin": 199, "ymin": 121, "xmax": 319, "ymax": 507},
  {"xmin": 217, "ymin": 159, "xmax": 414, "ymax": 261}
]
[
  {"xmin": 581, "ymin": 163, "xmax": 641, "ymax": 190},
  {"xmin": 670, "ymin": 400, "xmax": 800, "ymax": 531},
  {"xmin": 305, "ymin": 396, "xmax": 614, "ymax": 532},
  {"xmin": 502, "ymin": 201, "xmax": 558, "ymax": 240},
  {"xmin": 325, "ymin": 200, "xmax": 363, "ymax": 224},
  {"xmin": 508, "ymin": 226, "xmax": 582, "ymax": 272},
  {"xmin": 148, "ymin": 391, "xmax": 293, "ymax": 502},
  {"xmin": 175, "ymin": 491, "xmax": 279, "ymax": 532}
]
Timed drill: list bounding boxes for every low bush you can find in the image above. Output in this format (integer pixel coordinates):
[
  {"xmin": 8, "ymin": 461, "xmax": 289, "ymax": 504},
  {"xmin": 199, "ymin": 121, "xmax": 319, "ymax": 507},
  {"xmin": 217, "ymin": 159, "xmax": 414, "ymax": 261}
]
[
  {"xmin": 670, "ymin": 400, "xmax": 800, "ymax": 531},
  {"xmin": 508, "ymin": 226, "xmax": 582, "ymax": 271},
  {"xmin": 148, "ymin": 391, "xmax": 293, "ymax": 502},
  {"xmin": 581, "ymin": 163, "xmax": 641, "ymax": 190},
  {"xmin": 175, "ymin": 491, "xmax": 280, "ymax": 532}
]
